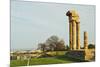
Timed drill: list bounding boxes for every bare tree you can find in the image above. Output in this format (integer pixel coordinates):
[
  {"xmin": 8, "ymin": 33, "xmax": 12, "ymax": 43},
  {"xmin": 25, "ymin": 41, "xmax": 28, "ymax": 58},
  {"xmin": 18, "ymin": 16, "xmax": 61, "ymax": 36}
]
[
  {"xmin": 46, "ymin": 35, "xmax": 65, "ymax": 51},
  {"xmin": 56, "ymin": 39, "xmax": 65, "ymax": 51},
  {"xmin": 38, "ymin": 43, "xmax": 46, "ymax": 51},
  {"xmin": 38, "ymin": 35, "xmax": 66, "ymax": 51},
  {"xmin": 46, "ymin": 35, "xmax": 58, "ymax": 51}
]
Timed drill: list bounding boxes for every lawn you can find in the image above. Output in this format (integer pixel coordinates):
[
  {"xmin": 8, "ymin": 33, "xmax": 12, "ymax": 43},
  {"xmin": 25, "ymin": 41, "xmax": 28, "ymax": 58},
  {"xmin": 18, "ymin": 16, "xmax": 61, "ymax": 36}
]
[
  {"xmin": 10, "ymin": 55, "xmax": 76, "ymax": 67},
  {"xmin": 11, "ymin": 50, "xmax": 87, "ymax": 67}
]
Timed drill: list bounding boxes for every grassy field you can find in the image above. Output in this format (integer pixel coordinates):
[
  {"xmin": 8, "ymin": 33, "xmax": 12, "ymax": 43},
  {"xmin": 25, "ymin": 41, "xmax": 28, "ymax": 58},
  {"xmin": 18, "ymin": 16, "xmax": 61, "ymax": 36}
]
[
  {"xmin": 10, "ymin": 55, "xmax": 79, "ymax": 67},
  {"xmin": 11, "ymin": 51, "xmax": 87, "ymax": 67}
]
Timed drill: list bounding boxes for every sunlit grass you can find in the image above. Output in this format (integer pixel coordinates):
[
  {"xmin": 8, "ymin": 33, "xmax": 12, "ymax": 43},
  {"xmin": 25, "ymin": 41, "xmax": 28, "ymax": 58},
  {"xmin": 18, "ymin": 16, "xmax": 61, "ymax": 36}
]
[{"xmin": 10, "ymin": 55, "xmax": 74, "ymax": 67}]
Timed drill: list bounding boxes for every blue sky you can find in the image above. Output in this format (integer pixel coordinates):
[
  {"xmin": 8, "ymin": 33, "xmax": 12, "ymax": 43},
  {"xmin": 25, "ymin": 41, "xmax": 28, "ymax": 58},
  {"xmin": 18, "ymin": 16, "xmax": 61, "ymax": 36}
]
[{"xmin": 11, "ymin": 0, "xmax": 95, "ymax": 51}]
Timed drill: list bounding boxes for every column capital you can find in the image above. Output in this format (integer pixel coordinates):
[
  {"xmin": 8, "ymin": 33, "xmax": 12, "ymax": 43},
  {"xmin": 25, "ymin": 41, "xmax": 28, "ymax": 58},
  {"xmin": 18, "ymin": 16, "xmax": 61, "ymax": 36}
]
[
  {"xmin": 66, "ymin": 10, "xmax": 79, "ymax": 17},
  {"xmin": 76, "ymin": 21, "xmax": 80, "ymax": 24},
  {"xmin": 66, "ymin": 10, "xmax": 80, "ymax": 23}
]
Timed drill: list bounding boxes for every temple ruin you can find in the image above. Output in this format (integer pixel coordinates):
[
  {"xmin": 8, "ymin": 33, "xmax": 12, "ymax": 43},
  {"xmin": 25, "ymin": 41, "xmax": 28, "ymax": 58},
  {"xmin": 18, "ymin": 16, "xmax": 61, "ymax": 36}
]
[
  {"xmin": 66, "ymin": 10, "xmax": 95, "ymax": 61},
  {"xmin": 66, "ymin": 10, "xmax": 80, "ymax": 50}
]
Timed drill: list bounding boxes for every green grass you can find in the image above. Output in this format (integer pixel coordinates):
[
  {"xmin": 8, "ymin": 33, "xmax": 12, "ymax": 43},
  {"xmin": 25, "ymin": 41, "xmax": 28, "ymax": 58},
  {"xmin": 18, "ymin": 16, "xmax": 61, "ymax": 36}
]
[
  {"xmin": 29, "ymin": 57, "xmax": 72, "ymax": 65},
  {"xmin": 10, "ymin": 60, "xmax": 27, "ymax": 67},
  {"xmin": 10, "ymin": 51, "xmax": 67, "ymax": 67},
  {"xmin": 10, "ymin": 51, "xmax": 87, "ymax": 67},
  {"xmin": 10, "ymin": 55, "xmax": 75, "ymax": 67}
]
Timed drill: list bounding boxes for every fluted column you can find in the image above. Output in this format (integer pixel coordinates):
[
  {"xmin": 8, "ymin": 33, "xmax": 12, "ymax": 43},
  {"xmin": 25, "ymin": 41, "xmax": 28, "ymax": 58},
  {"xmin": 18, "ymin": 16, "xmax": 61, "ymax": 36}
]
[
  {"xmin": 66, "ymin": 10, "xmax": 79, "ymax": 50},
  {"xmin": 84, "ymin": 31, "xmax": 88, "ymax": 49},
  {"xmin": 69, "ymin": 22, "xmax": 73, "ymax": 50},
  {"xmin": 72, "ymin": 21, "xmax": 76, "ymax": 50},
  {"xmin": 76, "ymin": 22, "xmax": 80, "ymax": 50}
]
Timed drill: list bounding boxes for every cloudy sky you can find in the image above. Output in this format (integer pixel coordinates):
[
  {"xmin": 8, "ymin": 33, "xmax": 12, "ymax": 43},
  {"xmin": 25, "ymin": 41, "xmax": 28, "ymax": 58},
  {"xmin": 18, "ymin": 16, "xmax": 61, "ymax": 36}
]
[{"xmin": 11, "ymin": 0, "xmax": 95, "ymax": 51}]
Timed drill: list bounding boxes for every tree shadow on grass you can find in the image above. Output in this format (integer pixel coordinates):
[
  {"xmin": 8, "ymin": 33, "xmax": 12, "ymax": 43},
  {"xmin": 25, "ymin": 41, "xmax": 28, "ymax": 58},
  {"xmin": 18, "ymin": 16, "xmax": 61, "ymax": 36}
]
[{"xmin": 55, "ymin": 55, "xmax": 88, "ymax": 63}]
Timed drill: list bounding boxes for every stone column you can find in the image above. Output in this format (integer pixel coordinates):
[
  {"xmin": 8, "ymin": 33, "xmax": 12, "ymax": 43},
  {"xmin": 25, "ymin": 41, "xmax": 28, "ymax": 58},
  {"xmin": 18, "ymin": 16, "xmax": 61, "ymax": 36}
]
[
  {"xmin": 84, "ymin": 31, "xmax": 88, "ymax": 49},
  {"xmin": 72, "ymin": 21, "xmax": 76, "ymax": 50},
  {"xmin": 76, "ymin": 22, "xmax": 80, "ymax": 50},
  {"xmin": 66, "ymin": 10, "xmax": 79, "ymax": 50},
  {"xmin": 66, "ymin": 11, "xmax": 73, "ymax": 50},
  {"xmin": 69, "ymin": 22, "xmax": 73, "ymax": 50}
]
